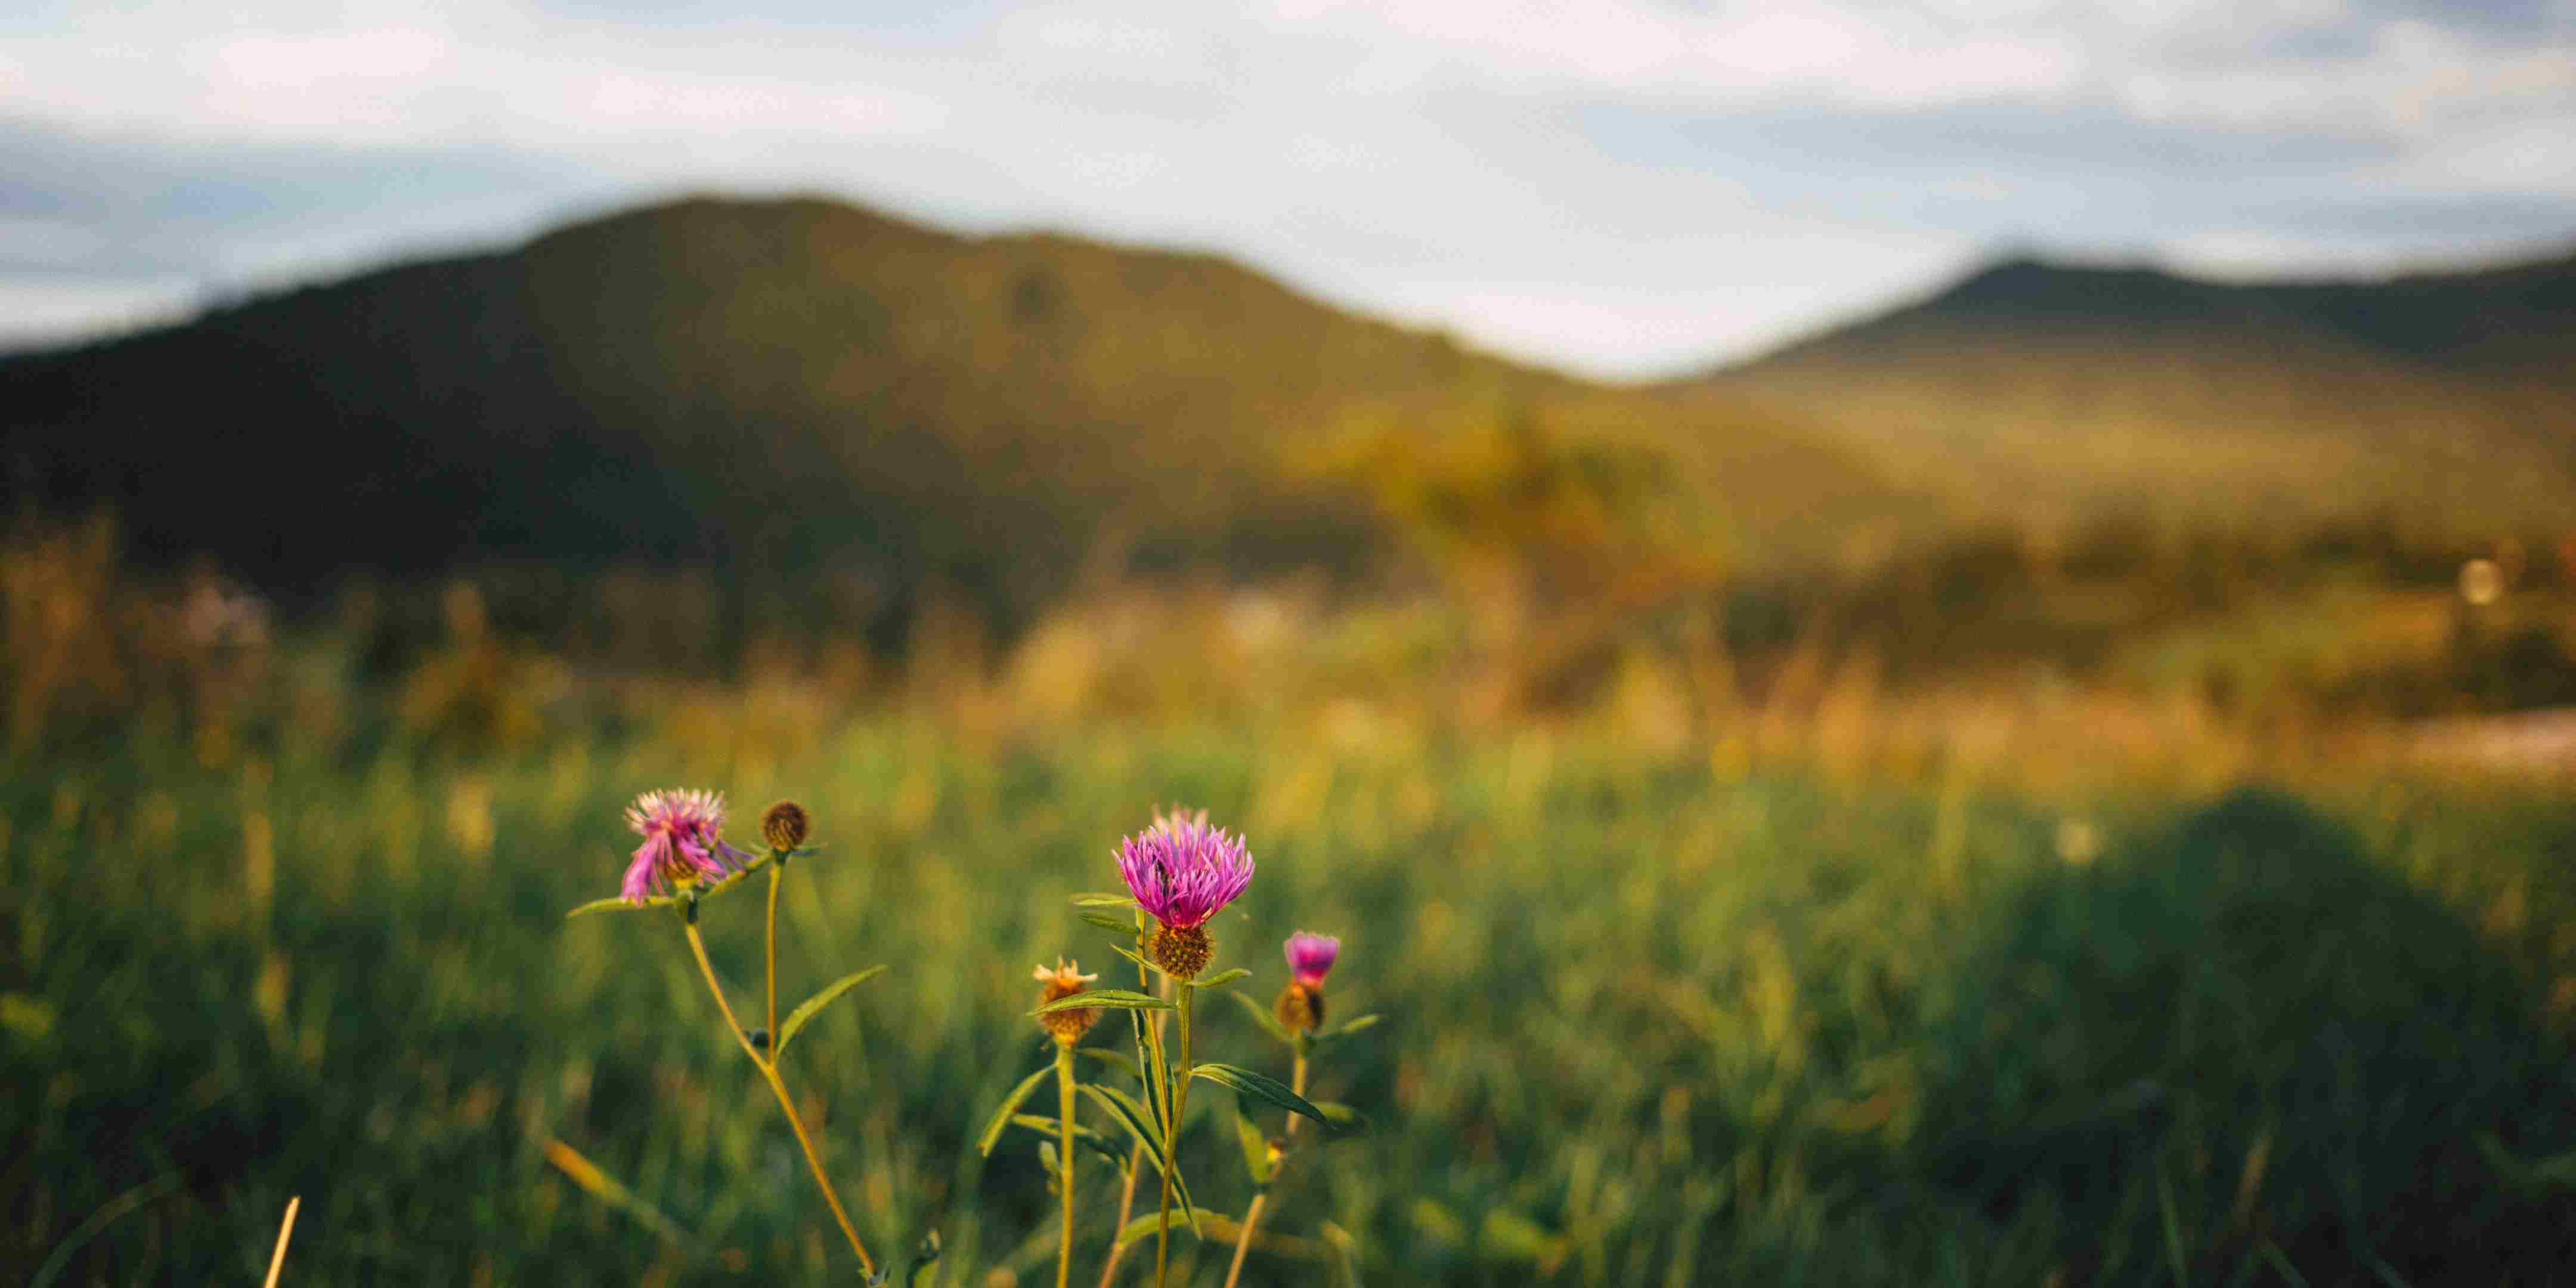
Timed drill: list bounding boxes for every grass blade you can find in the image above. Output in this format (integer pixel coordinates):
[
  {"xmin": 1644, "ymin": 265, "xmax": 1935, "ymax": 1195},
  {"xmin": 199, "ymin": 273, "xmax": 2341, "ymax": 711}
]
[
  {"xmin": 260, "ymin": 1196, "xmax": 300, "ymax": 1288},
  {"xmin": 544, "ymin": 1138, "xmax": 688, "ymax": 1244},
  {"xmin": 29, "ymin": 1172, "xmax": 180, "ymax": 1288}
]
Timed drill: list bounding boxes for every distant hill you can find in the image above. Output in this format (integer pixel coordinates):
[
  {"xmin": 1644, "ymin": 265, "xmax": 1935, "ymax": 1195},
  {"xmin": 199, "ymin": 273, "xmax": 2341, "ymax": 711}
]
[
  {"xmin": 1688, "ymin": 248, "xmax": 2576, "ymax": 537},
  {"xmin": 1, "ymin": 195, "xmax": 1890, "ymax": 624}
]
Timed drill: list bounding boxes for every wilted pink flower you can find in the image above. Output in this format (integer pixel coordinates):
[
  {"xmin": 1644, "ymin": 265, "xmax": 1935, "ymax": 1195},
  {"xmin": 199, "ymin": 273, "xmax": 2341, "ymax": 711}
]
[
  {"xmin": 1284, "ymin": 933, "xmax": 1340, "ymax": 987},
  {"xmin": 1116, "ymin": 812, "xmax": 1255, "ymax": 930},
  {"xmin": 621, "ymin": 789, "xmax": 753, "ymax": 903}
]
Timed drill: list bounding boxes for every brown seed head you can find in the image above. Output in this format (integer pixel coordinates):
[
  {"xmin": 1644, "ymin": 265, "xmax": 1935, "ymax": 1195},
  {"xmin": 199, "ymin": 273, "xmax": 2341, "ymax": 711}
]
[
  {"xmin": 1034, "ymin": 959, "xmax": 1100, "ymax": 1045},
  {"xmin": 760, "ymin": 800, "xmax": 810, "ymax": 853},
  {"xmin": 1276, "ymin": 981, "xmax": 1326, "ymax": 1032},
  {"xmin": 1149, "ymin": 923, "xmax": 1213, "ymax": 981}
]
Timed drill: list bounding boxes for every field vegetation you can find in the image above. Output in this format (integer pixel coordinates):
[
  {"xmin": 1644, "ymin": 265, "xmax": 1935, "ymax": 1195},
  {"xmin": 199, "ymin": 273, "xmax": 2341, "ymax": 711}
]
[{"xmin": 8, "ymin": 521, "xmax": 2576, "ymax": 1284}]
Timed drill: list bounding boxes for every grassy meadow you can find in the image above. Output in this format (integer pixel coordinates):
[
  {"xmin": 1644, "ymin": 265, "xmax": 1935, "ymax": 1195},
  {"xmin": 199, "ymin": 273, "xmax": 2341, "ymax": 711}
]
[{"xmin": 11, "ymin": 704, "xmax": 2576, "ymax": 1284}]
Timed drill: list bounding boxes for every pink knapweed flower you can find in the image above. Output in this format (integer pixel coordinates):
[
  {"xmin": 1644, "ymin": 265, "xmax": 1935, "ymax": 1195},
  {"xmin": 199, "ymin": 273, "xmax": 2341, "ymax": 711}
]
[
  {"xmin": 1284, "ymin": 933, "xmax": 1341, "ymax": 988},
  {"xmin": 1116, "ymin": 812, "xmax": 1255, "ymax": 930},
  {"xmin": 621, "ymin": 789, "xmax": 753, "ymax": 903}
]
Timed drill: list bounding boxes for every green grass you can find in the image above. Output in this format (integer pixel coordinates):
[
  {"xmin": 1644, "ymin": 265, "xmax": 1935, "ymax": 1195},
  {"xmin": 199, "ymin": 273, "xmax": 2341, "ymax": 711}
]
[{"xmin": 7, "ymin": 722, "xmax": 2574, "ymax": 1284}]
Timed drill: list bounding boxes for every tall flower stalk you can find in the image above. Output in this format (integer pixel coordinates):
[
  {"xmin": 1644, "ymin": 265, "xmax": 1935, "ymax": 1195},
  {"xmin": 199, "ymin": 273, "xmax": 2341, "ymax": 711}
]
[
  {"xmin": 1222, "ymin": 933, "xmax": 1340, "ymax": 1288},
  {"xmin": 1116, "ymin": 811, "xmax": 1255, "ymax": 1288},
  {"xmin": 571, "ymin": 792, "xmax": 883, "ymax": 1279},
  {"xmin": 1033, "ymin": 959, "xmax": 1101, "ymax": 1288}
]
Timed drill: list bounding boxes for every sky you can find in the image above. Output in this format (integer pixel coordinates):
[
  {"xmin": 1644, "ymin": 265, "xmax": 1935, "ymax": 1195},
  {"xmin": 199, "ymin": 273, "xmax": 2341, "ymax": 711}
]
[{"xmin": 2, "ymin": 0, "xmax": 2571, "ymax": 378}]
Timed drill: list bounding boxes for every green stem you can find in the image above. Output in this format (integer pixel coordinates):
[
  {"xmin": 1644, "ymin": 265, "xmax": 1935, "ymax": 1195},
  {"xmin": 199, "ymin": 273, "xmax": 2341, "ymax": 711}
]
[
  {"xmin": 682, "ymin": 917, "xmax": 877, "ymax": 1278},
  {"xmin": 1095, "ymin": 1142, "xmax": 1145, "ymax": 1288},
  {"xmin": 1219, "ymin": 1052, "xmax": 1306, "ymax": 1288},
  {"xmin": 1095, "ymin": 950, "xmax": 1165, "ymax": 1288},
  {"xmin": 764, "ymin": 862, "xmax": 782, "ymax": 1046},
  {"xmin": 1057, "ymin": 1044, "xmax": 1079, "ymax": 1288},
  {"xmin": 1158, "ymin": 977, "xmax": 1199, "ymax": 1288},
  {"xmin": 1148, "ymin": 1002, "xmax": 1174, "ymax": 1288},
  {"xmin": 1174, "ymin": 983, "xmax": 1197, "ymax": 1143}
]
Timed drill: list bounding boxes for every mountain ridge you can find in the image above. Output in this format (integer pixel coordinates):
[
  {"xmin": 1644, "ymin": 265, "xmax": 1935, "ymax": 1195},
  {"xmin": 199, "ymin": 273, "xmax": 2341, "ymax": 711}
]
[
  {"xmin": 1, "ymin": 194, "xmax": 1888, "ymax": 623},
  {"xmin": 1689, "ymin": 243, "xmax": 2576, "ymax": 536}
]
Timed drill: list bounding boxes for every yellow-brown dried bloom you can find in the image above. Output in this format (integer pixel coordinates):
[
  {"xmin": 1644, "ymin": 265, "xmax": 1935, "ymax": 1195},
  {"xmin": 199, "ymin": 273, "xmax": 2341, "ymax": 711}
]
[
  {"xmin": 760, "ymin": 800, "xmax": 810, "ymax": 853},
  {"xmin": 1034, "ymin": 958, "xmax": 1100, "ymax": 1045},
  {"xmin": 1276, "ymin": 980, "xmax": 1326, "ymax": 1032},
  {"xmin": 1148, "ymin": 923, "xmax": 1213, "ymax": 981}
]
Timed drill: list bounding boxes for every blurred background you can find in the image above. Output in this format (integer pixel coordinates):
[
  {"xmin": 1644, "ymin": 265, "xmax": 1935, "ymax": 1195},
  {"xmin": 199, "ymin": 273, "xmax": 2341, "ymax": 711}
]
[{"xmin": 5, "ymin": 2, "xmax": 2576, "ymax": 1284}]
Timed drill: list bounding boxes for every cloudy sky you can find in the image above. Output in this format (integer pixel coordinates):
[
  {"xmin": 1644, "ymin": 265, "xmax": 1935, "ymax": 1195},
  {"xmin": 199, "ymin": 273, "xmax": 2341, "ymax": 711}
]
[{"xmin": 3, "ymin": 0, "xmax": 2570, "ymax": 377}]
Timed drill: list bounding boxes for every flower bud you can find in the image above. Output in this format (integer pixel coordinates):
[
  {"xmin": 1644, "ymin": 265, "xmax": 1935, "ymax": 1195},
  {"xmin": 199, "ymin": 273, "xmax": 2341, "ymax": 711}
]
[
  {"xmin": 1276, "ymin": 981, "xmax": 1325, "ymax": 1032},
  {"xmin": 760, "ymin": 800, "xmax": 810, "ymax": 853}
]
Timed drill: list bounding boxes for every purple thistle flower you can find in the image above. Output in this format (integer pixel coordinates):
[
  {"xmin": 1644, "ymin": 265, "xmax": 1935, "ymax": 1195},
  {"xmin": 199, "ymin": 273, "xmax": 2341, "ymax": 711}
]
[
  {"xmin": 1284, "ymin": 932, "xmax": 1341, "ymax": 988},
  {"xmin": 621, "ymin": 789, "xmax": 754, "ymax": 903},
  {"xmin": 1116, "ymin": 811, "xmax": 1255, "ymax": 929}
]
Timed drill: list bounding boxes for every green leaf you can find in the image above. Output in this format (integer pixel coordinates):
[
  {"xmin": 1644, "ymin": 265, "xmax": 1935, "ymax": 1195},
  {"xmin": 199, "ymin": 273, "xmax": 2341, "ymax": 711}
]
[
  {"xmin": 1077, "ymin": 1047, "xmax": 1141, "ymax": 1082},
  {"xmin": 566, "ymin": 851, "xmax": 778, "ymax": 917},
  {"xmin": 1113, "ymin": 1209, "xmax": 1213, "ymax": 1249},
  {"xmin": 1228, "ymin": 989, "xmax": 1293, "ymax": 1044},
  {"xmin": 1011, "ymin": 1115, "xmax": 1129, "ymax": 1169},
  {"xmin": 1079, "ymin": 911, "xmax": 1140, "ymax": 934},
  {"xmin": 975, "ymin": 1066, "xmax": 1055, "ymax": 1157},
  {"xmin": 1109, "ymin": 942, "xmax": 1157, "ymax": 973},
  {"xmin": 1191, "ymin": 1063, "xmax": 1342, "ymax": 1133},
  {"xmin": 1189, "ymin": 967, "xmax": 1252, "ymax": 990},
  {"xmin": 1071, "ymin": 893, "xmax": 1139, "ymax": 908},
  {"xmin": 1236, "ymin": 1110, "xmax": 1276, "ymax": 1185},
  {"xmin": 1314, "ymin": 1013, "xmax": 1383, "ymax": 1048},
  {"xmin": 1312, "ymin": 1101, "xmax": 1370, "ymax": 1132},
  {"xmin": 1080, "ymin": 1085, "xmax": 1196, "ymax": 1222},
  {"xmin": 775, "ymin": 966, "xmax": 888, "ymax": 1054},
  {"xmin": 1036, "ymin": 989, "xmax": 1171, "ymax": 1015}
]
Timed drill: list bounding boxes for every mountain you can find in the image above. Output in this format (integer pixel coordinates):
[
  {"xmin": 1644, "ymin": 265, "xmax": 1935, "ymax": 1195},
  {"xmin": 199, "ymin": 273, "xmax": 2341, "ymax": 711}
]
[
  {"xmin": 1, "ymin": 195, "xmax": 1894, "ymax": 625},
  {"xmin": 1689, "ymin": 247, "xmax": 2576, "ymax": 537}
]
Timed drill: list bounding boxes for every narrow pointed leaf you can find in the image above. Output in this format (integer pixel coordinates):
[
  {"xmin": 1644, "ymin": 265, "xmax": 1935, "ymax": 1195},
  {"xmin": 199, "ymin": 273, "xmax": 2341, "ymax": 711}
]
[
  {"xmin": 1079, "ymin": 911, "xmax": 1140, "ymax": 934},
  {"xmin": 775, "ymin": 966, "xmax": 887, "ymax": 1053},
  {"xmin": 1113, "ymin": 1210, "xmax": 1214, "ymax": 1249},
  {"xmin": 1012, "ymin": 1115, "xmax": 1129, "ymax": 1169},
  {"xmin": 1071, "ymin": 893, "xmax": 1139, "ymax": 908},
  {"xmin": 1313, "ymin": 1101, "xmax": 1370, "ymax": 1132},
  {"xmin": 1188, "ymin": 967, "xmax": 1252, "ymax": 989},
  {"xmin": 566, "ymin": 852, "xmax": 777, "ymax": 917},
  {"xmin": 976, "ymin": 1065, "xmax": 1055, "ymax": 1157},
  {"xmin": 1228, "ymin": 989, "xmax": 1294, "ymax": 1043},
  {"xmin": 1036, "ymin": 989, "xmax": 1170, "ymax": 1015},
  {"xmin": 1077, "ymin": 1047, "xmax": 1141, "ymax": 1082},
  {"xmin": 1236, "ymin": 1110, "xmax": 1277, "ymax": 1185},
  {"xmin": 1315, "ymin": 1014, "xmax": 1383, "ymax": 1048},
  {"xmin": 1080, "ymin": 1084, "xmax": 1196, "ymax": 1221},
  {"xmin": 1192, "ymin": 1062, "xmax": 1343, "ymax": 1133},
  {"xmin": 565, "ymin": 896, "xmax": 649, "ymax": 918}
]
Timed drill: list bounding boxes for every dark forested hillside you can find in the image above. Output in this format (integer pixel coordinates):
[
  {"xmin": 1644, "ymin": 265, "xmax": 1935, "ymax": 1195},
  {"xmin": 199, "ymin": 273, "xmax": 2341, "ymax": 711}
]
[
  {"xmin": 1693, "ymin": 248, "xmax": 2576, "ymax": 537},
  {"xmin": 2, "ymin": 195, "xmax": 1886, "ymax": 628}
]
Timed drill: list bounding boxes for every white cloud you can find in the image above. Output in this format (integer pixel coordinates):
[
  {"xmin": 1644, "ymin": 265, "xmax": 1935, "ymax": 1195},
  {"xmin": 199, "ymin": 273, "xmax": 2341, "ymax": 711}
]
[
  {"xmin": 0, "ymin": 275, "xmax": 200, "ymax": 349},
  {"xmin": 0, "ymin": 0, "xmax": 2567, "ymax": 374}
]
